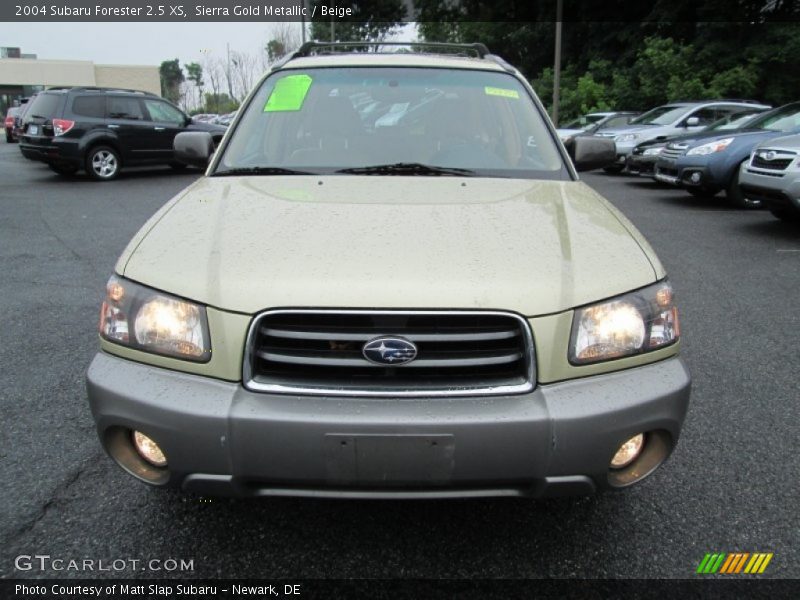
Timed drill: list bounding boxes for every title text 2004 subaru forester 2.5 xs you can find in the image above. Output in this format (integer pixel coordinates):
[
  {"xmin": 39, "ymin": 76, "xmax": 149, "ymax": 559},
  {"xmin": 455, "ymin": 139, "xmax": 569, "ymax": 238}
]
[{"xmin": 87, "ymin": 43, "xmax": 690, "ymax": 499}]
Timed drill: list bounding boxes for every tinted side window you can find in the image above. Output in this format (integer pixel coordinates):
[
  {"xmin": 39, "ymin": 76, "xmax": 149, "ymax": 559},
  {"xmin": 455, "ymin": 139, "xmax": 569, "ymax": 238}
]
[
  {"xmin": 107, "ymin": 97, "xmax": 144, "ymax": 120},
  {"xmin": 688, "ymin": 108, "xmax": 718, "ymax": 126},
  {"xmin": 143, "ymin": 99, "xmax": 185, "ymax": 124},
  {"xmin": 71, "ymin": 95, "xmax": 106, "ymax": 118}
]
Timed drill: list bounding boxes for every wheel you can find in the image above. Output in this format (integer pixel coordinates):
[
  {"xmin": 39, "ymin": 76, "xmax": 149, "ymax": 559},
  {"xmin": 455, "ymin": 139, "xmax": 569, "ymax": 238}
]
[
  {"xmin": 169, "ymin": 161, "xmax": 188, "ymax": 171},
  {"xmin": 726, "ymin": 160, "xmax": 761, "ymax": 209},
  {"xmin": 85, "ymin": 146, "xmax": 120, "ymax": 181},
  {"xmin": 687, "ymin": 187, "xmax": 719, "ymax": 198},
  {"xmin": 603, "ymin": 164, "xmax": 624, "ymax": 174},
  {"xmin": 769, "ymin": 207, "xmax": 800, "ymax": 223},
  {"xmin": 48, "ymin": 163, "xmax": 79, "ymax": 176}
]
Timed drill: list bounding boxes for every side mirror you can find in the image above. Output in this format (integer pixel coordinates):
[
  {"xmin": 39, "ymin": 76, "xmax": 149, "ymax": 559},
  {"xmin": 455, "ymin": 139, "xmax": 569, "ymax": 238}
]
[
  {"xmin": 685, "ymin": 116, "xmax": 700, "ymax": 127},
  {"xmin": 566, "ymin": 136, "xmax": 617, "ymax": 172},
  {"xmin": 174, "ymin": 131, "xmax": 214, "ymax": 168}
]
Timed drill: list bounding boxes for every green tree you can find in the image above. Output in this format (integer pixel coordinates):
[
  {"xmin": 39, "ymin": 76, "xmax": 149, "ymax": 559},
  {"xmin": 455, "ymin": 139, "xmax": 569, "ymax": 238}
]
[
  {"xmin": 185, "ymin": 62, "xmax": 204, "ymax": 110},
  {"xmin": 203, "ymin": 92, "xmax": 238, "ymax": 114},
  {"xmin": 159, "ymin": 59, "xmax": 184, "ymax": 104},
  {"xmin": 309, "ymin": 0, "xmax": 407, "ymax": 43}
]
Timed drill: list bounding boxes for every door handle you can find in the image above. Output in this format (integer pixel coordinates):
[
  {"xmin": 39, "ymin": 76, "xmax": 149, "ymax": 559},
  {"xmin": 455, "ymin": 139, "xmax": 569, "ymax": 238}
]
[
  {"xmin": 154, "ymin": 126, "xmax": 165, "ymax": 131},
  {"xmin": 108, "ymin": 124, "xmax": 120, "ymax": 129}
]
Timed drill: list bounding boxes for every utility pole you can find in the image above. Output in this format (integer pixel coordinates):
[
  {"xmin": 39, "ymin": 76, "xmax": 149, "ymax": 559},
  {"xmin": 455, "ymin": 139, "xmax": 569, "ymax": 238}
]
[
  {"xmin": 226, "ymin": 42, "xmax": 234, "ymax": 103},
  {"xmin": 552, "ymin": 0, "xmax": 563, "ymax": 127},
  {"xmin": 330, "ymin": 16, "xmax": 335, "ymax": 42},
  {"xmin": 301, "ymin": 1, "xmax": 306, "ymax": 44}
]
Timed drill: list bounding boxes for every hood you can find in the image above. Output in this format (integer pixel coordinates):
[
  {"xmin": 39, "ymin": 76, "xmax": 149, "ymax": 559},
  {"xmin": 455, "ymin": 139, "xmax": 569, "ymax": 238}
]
[
  {"xmin": 752, "ymin": 132, "xmax": 800, "ymax": 151},
  {"xmin": 675, "ymin": 129, "xmax": 787, "ymax": 151},
  {"xmin": 556, "ymin": 128, "xmax": 585, "ymax": 138},
  {"xmin": 639, "ymin": 127, "xmax": 752, "ymax": 150},
  {"xmin": 120, "ymin": 176, "xmax": 660, "ymax": 316}
]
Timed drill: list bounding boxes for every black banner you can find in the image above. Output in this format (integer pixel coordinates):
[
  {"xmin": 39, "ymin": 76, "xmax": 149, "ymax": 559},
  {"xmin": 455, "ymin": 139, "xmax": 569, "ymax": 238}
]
[{"xmin": 3, "ymin": 579, "xmax": 800, "ymax": 600}]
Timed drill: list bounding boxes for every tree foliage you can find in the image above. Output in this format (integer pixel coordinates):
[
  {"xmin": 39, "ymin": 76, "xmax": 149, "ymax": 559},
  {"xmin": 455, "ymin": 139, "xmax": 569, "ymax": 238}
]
[
  {"xmin": 415, "ymin": 0, "xmax": 800, "ymax": 121},
  {"xmin": 159, "ymin": 59, "xmax": 184, "ymax": 104},
  {"xmin": 309, "ymin": 0, "xmax": 407, "ymax": 43}
]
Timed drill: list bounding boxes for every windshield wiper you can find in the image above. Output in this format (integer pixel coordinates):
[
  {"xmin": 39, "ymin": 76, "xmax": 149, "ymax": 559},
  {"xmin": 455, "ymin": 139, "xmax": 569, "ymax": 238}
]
[
  {"xmin": 335, "ymin": 162, "xmax": 476, "ymax": 177},
  {"xmin": 213, "ymin": 166, "xmax": 314, "ymax": 177}
]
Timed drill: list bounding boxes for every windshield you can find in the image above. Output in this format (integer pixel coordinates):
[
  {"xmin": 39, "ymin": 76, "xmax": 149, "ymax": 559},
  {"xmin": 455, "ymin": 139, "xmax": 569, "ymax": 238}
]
[
  {"xmin": 217, "ymin": 67, "xmax": 567, "ymax": 179},
  {"xmin": 746, "ymin": 104, "xmax": 800, "ymax": 132},
  {"xmin": 630, "ymin": 105, "xmax": 688, "ymax": 126},
  {"xmin": 562, "ymin": 114, "xmax": 606, "ymax": 130},
  {"xmin": 705, "ymin": 111, "xmax": 761, "ymax": 131},
  {"xmin": 24, "ymin": 93, "xmax": 62, "ymax": 119}
]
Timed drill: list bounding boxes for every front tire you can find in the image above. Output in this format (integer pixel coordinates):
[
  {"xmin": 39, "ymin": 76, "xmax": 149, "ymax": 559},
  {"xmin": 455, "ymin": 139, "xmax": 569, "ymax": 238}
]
[
  {"xmin": 603, "ymin": 164, "xmax": 624, "ymax": 174},
  {"xmin": 726, "ymin": 160, "xmax": 761, "ymax": 209},
  {"xmin": 85, "ymin": 146, "xmax": 120, "ymax": 181},
  {"xmin": 169, "ymin": 161, "xmax": 188, "ymax": 171}
]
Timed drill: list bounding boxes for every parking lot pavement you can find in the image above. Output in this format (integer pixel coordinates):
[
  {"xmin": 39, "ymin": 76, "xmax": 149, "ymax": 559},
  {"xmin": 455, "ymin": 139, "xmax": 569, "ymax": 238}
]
[{"xmin": 1, "ymin": 142, "xmax": 798, "ymax": 580}]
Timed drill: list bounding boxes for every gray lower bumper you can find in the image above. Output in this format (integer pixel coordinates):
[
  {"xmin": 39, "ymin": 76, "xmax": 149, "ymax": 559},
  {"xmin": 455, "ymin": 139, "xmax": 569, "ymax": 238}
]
[{"xmin": 86, "ymin": 353, "xmax": 691, "ymax": 499}]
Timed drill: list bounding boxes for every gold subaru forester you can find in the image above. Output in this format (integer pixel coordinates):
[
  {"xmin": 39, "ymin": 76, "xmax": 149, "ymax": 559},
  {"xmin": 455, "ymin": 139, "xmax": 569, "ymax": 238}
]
[{"xmin": 87, "ymin": 42, "xmax": 690, "ymax": 498}]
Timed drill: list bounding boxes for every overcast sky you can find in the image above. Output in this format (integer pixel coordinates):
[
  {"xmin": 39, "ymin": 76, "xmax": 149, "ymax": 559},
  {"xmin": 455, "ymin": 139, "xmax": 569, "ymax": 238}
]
[
  {"xmin": 6, "ymin": 22, "xmax": 417, "ymax": 68},
  {"xmin": 6, "ymin": 22, "xmax": 296, "ymax": 66}
]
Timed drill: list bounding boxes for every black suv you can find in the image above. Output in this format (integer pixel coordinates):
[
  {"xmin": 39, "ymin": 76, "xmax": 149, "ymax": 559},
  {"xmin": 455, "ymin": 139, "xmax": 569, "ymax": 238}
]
[{"xmin": 19, "ymin": 87, "xmax": 226, "ymax": 181}]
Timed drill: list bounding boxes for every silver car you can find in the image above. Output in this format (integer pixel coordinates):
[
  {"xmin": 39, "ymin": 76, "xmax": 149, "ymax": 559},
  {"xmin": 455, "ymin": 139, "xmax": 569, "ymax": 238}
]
[
  {"xmin": 597, "ymin": 100, "xmax": 771, "ymax": 172},
  {"xmin": 739, "ymin": 134, "xmax": 800, "ymax": 222}
]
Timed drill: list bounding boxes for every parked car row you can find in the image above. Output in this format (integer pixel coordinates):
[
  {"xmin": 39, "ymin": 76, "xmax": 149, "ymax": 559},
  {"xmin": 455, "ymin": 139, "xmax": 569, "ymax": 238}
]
[
  {"xmin": 556, "ymin": 111, "xmax": 639, "ymax": 142},
  {"xmin": 191, "ymin": 111, "xmax": 237, "ymax": 126},
  {"xmin": 4, "ymin": 95, "xmax": 37, "ymax": 143},
  {"xmin": 563, "ymin": 99, "xmax": 800, "ymax": 221},
  {"xmin": 15, "ymin": 86, "xmax": 227, "ymax": 180}
]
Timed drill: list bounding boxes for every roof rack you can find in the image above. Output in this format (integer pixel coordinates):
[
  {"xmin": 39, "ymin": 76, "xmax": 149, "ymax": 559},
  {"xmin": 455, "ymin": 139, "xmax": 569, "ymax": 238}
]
[
  {"xmin": 271, "ymin": 41, "xmax": 517, "ymax": 73},
  {"xmin": 671, "ymin": 98, "xmax": 765, "ymax": 105},
  {"xmin": 292, "ymin": 41, "xmax": 491, "ymax": 59},
  {"xmin": 45, "ymin": 86, "xmax": 159, "ymax": 96}
]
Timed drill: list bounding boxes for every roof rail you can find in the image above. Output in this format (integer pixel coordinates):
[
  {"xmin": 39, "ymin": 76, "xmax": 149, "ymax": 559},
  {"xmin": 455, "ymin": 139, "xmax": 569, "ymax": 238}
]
[
  {"xmin": 44, "ymin": 86, "xmax": 159, "ymax": 96},
  {"xmin": 671, "ymin": 98, "xmax": 766, "ymax": 105},
  {"xmin": 290, "ymin": 41, "xmax": 492, "ymax": 59}
]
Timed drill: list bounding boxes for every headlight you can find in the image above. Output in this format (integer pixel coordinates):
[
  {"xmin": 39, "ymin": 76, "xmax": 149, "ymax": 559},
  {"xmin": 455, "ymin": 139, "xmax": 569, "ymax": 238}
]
[
  {"xmin": 686, "ymin": 137, "xmax": 734, "ymax": 156},
  {"xmin": 642, "ymin": 147, "xmax": 663, "ymax": 156},
  {"xmin": 570, "ymin": 280, "xmax": 679, "ymax": 365},
  {"xmin": 99, "ymin": 275, "xmax": 211, "ymax": 361},
  {"xmin": 616, "ymin": 133, "xmax": 639, "ymax": 143}
]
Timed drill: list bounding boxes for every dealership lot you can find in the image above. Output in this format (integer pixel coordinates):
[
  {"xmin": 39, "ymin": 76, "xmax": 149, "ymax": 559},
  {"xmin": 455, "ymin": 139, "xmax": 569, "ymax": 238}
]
[{"xmin": 0, "ymin": 142, "xmax": 798, "ymax": 579}]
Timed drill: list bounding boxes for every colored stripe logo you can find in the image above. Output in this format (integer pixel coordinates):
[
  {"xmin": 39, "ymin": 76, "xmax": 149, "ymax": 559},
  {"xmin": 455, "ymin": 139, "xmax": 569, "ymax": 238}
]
[{"xmin": 696, "ymin": 552, "xmax": 773, "ymax": 574}]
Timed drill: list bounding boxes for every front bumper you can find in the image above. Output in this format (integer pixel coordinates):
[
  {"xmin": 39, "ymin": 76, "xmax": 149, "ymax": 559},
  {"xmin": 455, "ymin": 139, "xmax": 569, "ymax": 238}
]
[
  {"xmin": 739, "ymin": 168, "xmax": 800, "ymax": 213},
  {"xmin": 626, "ymin": 154, "xmax": 658, "ymax": 177},
  {"xmin": 87, "ymin": 352, "xmax": 691, "ymax": 499}
]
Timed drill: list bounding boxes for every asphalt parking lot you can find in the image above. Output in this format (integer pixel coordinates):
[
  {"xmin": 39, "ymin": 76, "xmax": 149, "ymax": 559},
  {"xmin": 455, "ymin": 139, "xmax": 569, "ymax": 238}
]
[{"xmin": 1, "ymin": 141, "xmax": 798, "ymax": 581}]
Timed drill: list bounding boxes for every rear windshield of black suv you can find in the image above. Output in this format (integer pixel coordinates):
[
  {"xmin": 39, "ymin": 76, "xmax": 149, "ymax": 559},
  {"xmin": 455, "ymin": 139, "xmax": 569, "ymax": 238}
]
[{"xmin": 25, "ymin": 93, "xmax": 63, "ymax": 119}]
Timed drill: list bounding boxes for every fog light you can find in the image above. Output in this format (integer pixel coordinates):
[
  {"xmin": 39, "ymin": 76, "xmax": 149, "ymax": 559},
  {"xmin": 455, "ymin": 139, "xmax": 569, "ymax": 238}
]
[
  {"xmin": 132, "ymin": 431, "xmax": 167, "ymax": 467},
  {"xmin": 611, "ymin": 434, "xmax": 644, "ymax": 469},
  {"xmin": 690, "ymin": 172, "xmax": 702, "ymax": 184}
]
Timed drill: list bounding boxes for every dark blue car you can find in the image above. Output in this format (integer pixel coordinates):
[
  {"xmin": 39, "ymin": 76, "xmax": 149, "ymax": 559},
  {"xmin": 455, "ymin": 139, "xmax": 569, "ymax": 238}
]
[{"xmin": 654, "ymin": 102, "xmax": 800, "ymax": 208}]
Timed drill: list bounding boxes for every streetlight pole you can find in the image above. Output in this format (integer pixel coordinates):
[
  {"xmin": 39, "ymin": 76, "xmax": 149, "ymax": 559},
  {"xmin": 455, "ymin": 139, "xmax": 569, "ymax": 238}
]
[{"xmin": 552, "ymin": 0, "xmax": 563, "ymax": 127}]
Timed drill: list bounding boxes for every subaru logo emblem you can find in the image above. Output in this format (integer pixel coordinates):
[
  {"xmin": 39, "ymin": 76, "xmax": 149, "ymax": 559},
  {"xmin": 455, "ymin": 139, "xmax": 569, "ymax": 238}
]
[
  {"xmin": 362, "ymin": 337, "xmax": 418, "ymax": 365},
  {"xmin": 759, "ymin": 151, "xmax": 777, "ymax": 161}
]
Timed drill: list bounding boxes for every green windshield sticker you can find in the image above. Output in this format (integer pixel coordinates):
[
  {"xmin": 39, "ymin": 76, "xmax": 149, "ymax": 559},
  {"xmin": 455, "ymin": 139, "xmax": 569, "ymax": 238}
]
[
  {"xmin": 484, "ymin": 86, "xmax": 520, "ymax": 99},
  {"xmin": 264, "ymin": 74, "xmax": 313, "ymax": 112}
]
